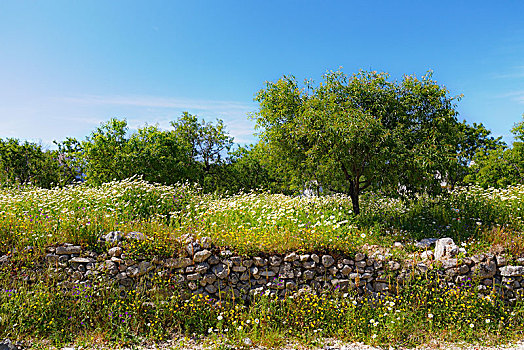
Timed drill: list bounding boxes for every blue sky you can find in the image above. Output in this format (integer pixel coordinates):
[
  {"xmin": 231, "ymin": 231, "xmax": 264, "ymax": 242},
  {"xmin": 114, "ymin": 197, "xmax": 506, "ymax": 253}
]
[{"xmin": 1, "ymin": 0, "xmax": 523, "ymax": 148}]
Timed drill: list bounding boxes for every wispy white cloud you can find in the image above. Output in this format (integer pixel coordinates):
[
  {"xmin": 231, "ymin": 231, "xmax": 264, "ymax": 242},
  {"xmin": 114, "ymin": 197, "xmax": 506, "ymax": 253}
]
[
  {"xmin": 491, "ymin": 66, "xmax": 524, "ymax": 79},
  {"xmin": 500, "ymin": 90, "xmax": 524, "ymax": 104},
  {"xmin": 56, "ymin": 94, "xmax": 259, "ymax": 144}
]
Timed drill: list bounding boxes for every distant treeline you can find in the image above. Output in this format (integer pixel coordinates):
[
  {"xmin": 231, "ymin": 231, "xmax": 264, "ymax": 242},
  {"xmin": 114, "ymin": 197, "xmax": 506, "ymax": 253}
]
[{"xmin": 1, "ymin": 70, "xmax": 524, "ymax": 206}]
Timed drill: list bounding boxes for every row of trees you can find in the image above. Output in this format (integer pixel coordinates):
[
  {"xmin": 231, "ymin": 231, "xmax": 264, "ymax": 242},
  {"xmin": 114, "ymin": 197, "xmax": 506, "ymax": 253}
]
[{"xmin": 0, "ymin": 69, "xmax": 522, "ymax": 214}]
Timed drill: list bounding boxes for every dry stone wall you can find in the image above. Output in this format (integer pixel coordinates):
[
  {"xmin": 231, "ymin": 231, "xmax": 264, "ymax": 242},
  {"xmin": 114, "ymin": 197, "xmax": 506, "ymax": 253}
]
[{"xmin": 4, "ymin": 232, "xmax": 524, "ymax": 303}]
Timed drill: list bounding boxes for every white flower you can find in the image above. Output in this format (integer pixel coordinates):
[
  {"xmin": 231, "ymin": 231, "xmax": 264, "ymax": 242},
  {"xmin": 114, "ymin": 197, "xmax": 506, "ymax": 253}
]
[
  {"xmin": 469, "ymin": 323, "xmax": 474, "ymax": 328},
  {"xmin": 238, "ymin": 326, "xmax": 242, "ymax": 330},
  {"xmin": 217, "ymin": 315, "xmax": 223, "ymax": 321},
  {"xmin": 371, "ymin": 334, "xmax": 377, "ymax": 339},
  {"xmin": 255, "ymin": 318, "xmax": 259, "ymax": 324},
  {"xmin": 361, "ymin": 233, "xmax": 366, "ymax": 239},
  {"xmin": 208, "ymin": 327, "xmax": 213, "ymax": 333},
  {"xmin": 428, "ymin": 313, "xmax": 434, "ymax": 319},
  {"xmin": 485, "ymin": 319, "xmax": 491, "ymax": 324}
]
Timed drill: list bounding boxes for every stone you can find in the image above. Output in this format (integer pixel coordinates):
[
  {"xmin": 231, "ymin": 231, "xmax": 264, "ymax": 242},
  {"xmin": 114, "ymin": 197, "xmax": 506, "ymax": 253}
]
[
  {"xmin": 45, "ymin": 254, "xmax": 59, "ymax": 263},
  {"xmin": 303, "ymin": 261, "xmax": 316, "ymax": 269},
  {"xmin": 243, "ymin": 338, "xmax": 253, "ymax": 347},
  {"xmin": 270, "ymin": 256, "xmax": 282, "ymax": 266},
  {"xmin": 0, "ymin": 339, "xmax": 18, "ymax": 350},
  {"xmin": 193, "ymin": 249, "xmax": 212, "ymax": 263},
  {"xmin": 473, "ymin": 260, "xmax": 497, "ymax": 279},
  {"xmin": 108, "ymin": 247, "xmax": 122, "ymax": 257},
  {"xmin": 373, "ymin": 282, "xmax": 388, "ymax": 292},
  {"xmin": 126, "ymin": 231, "xmax": 145, "ymax": 240},
  {"xmin": 202, "ymin": 273, "xmax": 217, "ymax": 284},
  {"xmin": 232, "ymin": 265, "xmax": 247, "ymax": 272},
  {"xmin": 137, "ymin": 261, "xmax": 153, "ymax": 276},
  {"xmin": 299, "ymin": 254, "xmax": 310, "ymax": 262},
  {"xmin": 186, "ymin": 273, "xmax": 201, "ymax": 281},
  {"xmin": 56, "ymin": 246, "xmax": 81, "ymax": 255},
  {"xmin": 303, "ymin": 270, "xmax": 315, "ymax": 280},
  {"xmin": 70, "ymin": 257, "xmax": 94, "ymax": 264},
  {"xmin": 354, "ymin": 253, "xmax": 366, "ymax": 261},
  {"xmin": 341, "ymin": 265, "xmax": 352, "ymax": 275},
  {"xmin": 311, "ymin": 254, "xmax": 320, "ymax": 263},
  {"xmin": 322, "ymin": 255, "xmax": 335, "ymax": 267},
  {"xmin": 388, "ymin": 260, "xmax": 401, "ymax": 271},
  {"xmin": 102, "ymin": 231, "xmax": 123, "ymax": 243},
  {"xmin": 188, "ymin": 281, "xmax": 198, "ymax": 291},
  {"xmin": 165, "ymin": 258, "xmax": 192, "ymax": 269},
  {"xmin": 421, "ymin": 251, "xmax": 434, "ymax": 260},
  {"xmin": 212, "ymin": 264, "xmax": 230, "ymax": 279},
  {"xmin": 441, "ymin": 258, "xmax": 458, "ymax": 270},
  {"xmin": 355, "ymin": 261, "xmax": 366, "ymax": 269},
  {"xmin": 260, "ymin": 270, "xmax": 276, "ymax": 277},
  {"xmin": 393, "ymin": 242, "xmax": 403, "ymax": 248},
  {"xmin": 497, "ymin": 255, "xmax": 507, "ymax": 267},
  {"xmin": 253, "ymin": 257, "xmax": 267, "ymax": 267},
  {"xmin": 500, "ymin": 266, "xmax": 524, "ymax": 277},
  {"xmin": 435, "ymin": 238, "xmax": 457, "ymax": 260},
  {"xmin": 284, "ymin": 252, "xmax": 298, "ymax": 262},
  {"xmin": 415, "ymin": 238, "xmax": 438, "ymax": 249},
  {"xmin": 195, "ymin": 262, "xmax": 210, "ymax": 274}
]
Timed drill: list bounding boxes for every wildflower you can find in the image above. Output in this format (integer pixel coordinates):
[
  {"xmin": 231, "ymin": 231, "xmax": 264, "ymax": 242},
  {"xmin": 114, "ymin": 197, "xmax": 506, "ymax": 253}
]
[
  {"xmin": 428, "ymin": 313, "xmax": 434, "ymax": 319},
  {"xmin": 486, "ymin": 319, "xmax": 491, "ymax": 324},
  {"xmin": 361, "ymin": 233, "xmax": 366, "ymax": 239},
  {"xmin": 217, "ymin": 315, "xmax": 223, "ymax": 321},
  {"xmin": 469, "ymin": 323, "xmax": 474, "ymax": 328}
]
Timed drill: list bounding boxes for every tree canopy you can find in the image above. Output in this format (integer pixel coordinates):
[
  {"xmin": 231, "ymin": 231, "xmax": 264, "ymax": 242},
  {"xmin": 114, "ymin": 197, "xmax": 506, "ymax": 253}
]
[{"xmin": 254, "ymin": 70, "xmax": 463, "ymax": 214}]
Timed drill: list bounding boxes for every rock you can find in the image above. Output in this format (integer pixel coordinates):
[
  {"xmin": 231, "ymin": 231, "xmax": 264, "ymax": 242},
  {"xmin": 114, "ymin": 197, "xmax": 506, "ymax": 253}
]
[
  {"xmin": 102, "ymin": 231, "xmax": 123, "ymax": 243},
  {"xmin": 284, "ymin": 252, "xmax": 298, "ymax": 262},
  {"xmin": 341, "ymin": 265, "xmax": 352, "ymax": 275},
  {"xmin": 322, "ymin": 255, "xmax": 335, "ymax": 267},
  {"xmin": 232, "ymin": 265, "xmax": 247, "ymax": 272},
  {"xmin": 165, "ymin": 258, "xmax": 192, "ymax": 268},
  {"xmin": 311, "ymin": 254, "xmax": 320, "ymax": 263},
  {"xmin": 441, "ymin": 258, "xmax": 458, "ymax": 270},
  {"xmin": 0, "ymin": 340, "xmax": 18, "ymax": 350},
  {"xmin": 393, "ymin": 242, "xmax": 403, "ymax": 248},
  {"xmin": 299, "ymin": 254, "xmax": 310, "ymax": 262},
  {"xmin": 205, "ymin": 284, "xmax": 217, "ymax": 294},
  {"xmin": 421, "ymin": 251, "xmax": 434, "ymax": 260},
  {"xmin": 415, "ymin": 238, "xmax": 438, "ymax": 249},
  {"xmin": 0, "ymin": 255, "xmax": 9, "ymax": 264},
  {"xmin": 497, "ymin": 255, "xmax": 507, "ymax": 267},
  {"xmin": 388, "ymin": 261, "xmax": 401, "ymax": 271},
  {"xmin": 434, "ymin": 238, "xmax": 457, "ymax": 260},
  {"xmin": 303, "ymin": 261, "xmax": 316, "ymax": 269},
  {"xmin": 70, "ymin": 257, "xmax": 94, "ymax": 264},
  {"xmin": 253, "ymin": 257, "xmax": 267, "ymax": 267},
  {"xmin": 195, "ymin": 262, "xmax": 210, "ymax": 274},
  {"xmin": 193, "ymin": 249, "xmax": 212, "ymax": 263},
  {"xmin": 243, "ymin": 338, "xmax": 253, "ymax": 346},
  {"xmin": 185, "ymin": 242, "xmax": 201, "ymax": 256},
  {"xmin": 354, "ymin": 253, "xmax": 365, "ymax": 261},
  {"xmin": 500, "ymin": 265, "xmax": 524, "ymax": 277},
  {"xmin": 137, "ymin": 261, "xmax": 153, "ymax": 276},
  {"xmin": 186, "ymin": 273, "xmax": 201, "ymax": 281},
  {"xmin": 269, "ymin": 256, "xmax": 282, "ymax": 266},
  {"xmin": 56, "ymin": 246, "xmax": 81, "ymax": 255},
  {"xmin": 108, "ymin": 246, "xmax": 122, "ymax": 257},
  {"xmin": 126, "ymin": 231, "xmax": 145, "ymax": 240},
  {"xmin": 303, "ymin": 270, "xmax": 315, "ymax": 280},
  {"xmin": 473, "ymin": 260, "xmax": 497, "ymax": 279},
  {"xmin": 212, "ymin": 264, "xmax": 230, "ymax": 279},
  {"xmin": 260, "ymin": 270, "xmax": 276, "ymax": 277}
]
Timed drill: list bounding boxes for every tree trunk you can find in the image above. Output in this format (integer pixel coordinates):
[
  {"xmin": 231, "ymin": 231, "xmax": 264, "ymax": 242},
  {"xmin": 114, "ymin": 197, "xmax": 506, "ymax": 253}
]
[{"xmin": 349, "ymin": 180, "xmax": 360, "ymax": 215}]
